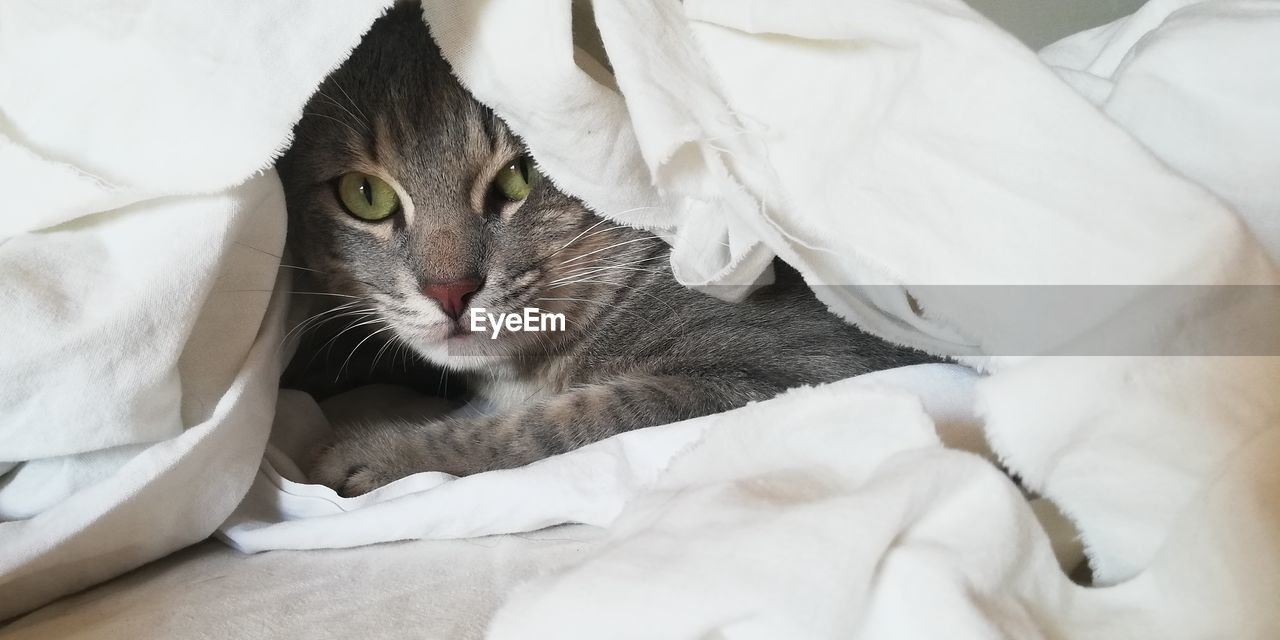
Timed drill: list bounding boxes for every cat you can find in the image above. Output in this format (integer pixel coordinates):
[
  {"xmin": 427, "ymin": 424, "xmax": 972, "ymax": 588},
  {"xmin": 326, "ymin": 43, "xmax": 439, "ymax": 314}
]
[{"xmin": 276, "ymin": 3, "xmax": 934, "ymax": 496}]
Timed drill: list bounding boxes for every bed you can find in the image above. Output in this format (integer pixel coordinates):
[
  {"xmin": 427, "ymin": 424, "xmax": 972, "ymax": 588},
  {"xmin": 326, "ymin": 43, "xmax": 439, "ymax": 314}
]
[{"xmin": 4, "ymin": 0, "xmax": 1279, "ymax": 638}]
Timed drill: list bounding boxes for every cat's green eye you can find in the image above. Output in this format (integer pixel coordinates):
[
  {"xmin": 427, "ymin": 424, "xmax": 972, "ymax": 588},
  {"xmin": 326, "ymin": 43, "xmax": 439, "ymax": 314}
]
[
  {"xmin": 337, "ymin": 172, "xmax": 400, "ymax": 221},
  {"xmin": 493, "ymin": 157, "xmax": 537, "ymax": 202}
]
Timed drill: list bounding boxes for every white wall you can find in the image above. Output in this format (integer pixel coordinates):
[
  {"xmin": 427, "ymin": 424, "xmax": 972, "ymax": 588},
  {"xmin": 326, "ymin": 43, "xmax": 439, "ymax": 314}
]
[{"xmin": 964, "ymin": 0, "xmax": 1148, "ymax": 49}]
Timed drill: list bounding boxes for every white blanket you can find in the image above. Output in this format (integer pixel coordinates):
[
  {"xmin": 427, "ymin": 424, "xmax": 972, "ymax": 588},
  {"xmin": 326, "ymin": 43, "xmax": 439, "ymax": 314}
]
[
  {"xmin": 0, "ymin": 0, "xmax": 394, "ymax": 619},
  {"xmin": 219, "ymin": 364, "xmax": 997, "ymax": 553},
  {"xmin": 4, "ymin": 0, "xmax": 1280, "ymax": 637}
]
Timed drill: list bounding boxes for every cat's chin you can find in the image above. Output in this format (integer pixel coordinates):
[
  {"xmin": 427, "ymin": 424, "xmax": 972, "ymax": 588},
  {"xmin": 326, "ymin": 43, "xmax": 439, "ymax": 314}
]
[
  {"xmin": 400, "ymin": 307, "xmax": 558, "ymax": 369},
  {"xmin": 406, "ymin": 331, "xmax": 517, "ymax": 372}
]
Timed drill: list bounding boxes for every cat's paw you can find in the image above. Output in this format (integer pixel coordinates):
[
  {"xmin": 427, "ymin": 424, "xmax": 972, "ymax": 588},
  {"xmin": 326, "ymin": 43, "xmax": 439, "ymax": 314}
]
[{"xmin": 308, "ymin": 426, "xmax": 427, "ymax": 497}]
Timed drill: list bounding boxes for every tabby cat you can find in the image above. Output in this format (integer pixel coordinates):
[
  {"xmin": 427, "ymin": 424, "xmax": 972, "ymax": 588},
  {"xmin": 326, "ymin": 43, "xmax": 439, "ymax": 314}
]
[{"xmin": 277, "ymin": 4, "xmax": 932, "ymax": 496}]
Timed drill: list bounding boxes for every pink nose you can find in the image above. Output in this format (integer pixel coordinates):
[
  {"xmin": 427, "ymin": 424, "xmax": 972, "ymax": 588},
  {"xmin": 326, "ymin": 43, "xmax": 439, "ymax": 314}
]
[{"xmin": 421, "ymin": 279, "xmax": 480, "ymax": 320}]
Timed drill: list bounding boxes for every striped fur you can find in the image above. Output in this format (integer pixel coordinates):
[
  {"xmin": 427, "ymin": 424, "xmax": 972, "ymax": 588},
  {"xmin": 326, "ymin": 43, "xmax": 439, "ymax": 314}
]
[{"xmin": 278, "ymin": 5, "xmax": 932, "ymax": 495}]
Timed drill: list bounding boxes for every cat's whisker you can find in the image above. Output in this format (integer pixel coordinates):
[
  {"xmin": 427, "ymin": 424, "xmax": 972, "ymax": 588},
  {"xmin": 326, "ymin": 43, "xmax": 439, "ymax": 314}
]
[
  {"xmin": 544, "ymin": 280, "xmax": 679, "ymax": 315},
  {"xmin": 277, "ymin": 264, "xmax": 331, "ymax": 275},
  {"xmin": 541, "ymin": 220, "xmax": 650, "ymax": 263},
  {"xmin": 213, "ymin": 289, "xmax": 369, "ymax": 301},
  {"xmin": 546, "ymin": 278, "xmax": 623, "ymax": 289},
  {"xmin": 337, "ymin": 324, "xmax": 398, "ymax": 383},
  {"xmin": 283, "ymin": 301, "xmax": 361, "ymax": 338},
  {"xmin": 545, "ymin": 218, "xmax": 612, "ymax": 259},
  {"xmin": 306, "ymin": 315, "xmax": 387, "ymax": 372},
  {"xmin": 560, "ymin": 252, "xmax": 666, "ymax": 269},
  {"xmin": 437, "ymin": 366, "xmax": 450, "ymax": 397},
  {"xmin": 572, "ymin": 224, "xmax": 628, "ymax": 244},
  {"xmin": 394, "ymin": 340, "xmax": 411, "ymax": 372},
  {"xmin": 315, "ymin": 89, "xmax": 372, "ymax": 134},
  {"xmin": 369, "ymin": 333, "xmax": 402, "ymax": 375},
  {"xmin": 545, "ymin": 208, "xmax": 662, "ymax": 262},
  {"xmin": 232, "ymin": 241, "xmax": 283, "ymax": 260},
  {"xmin": 555, "ymin": 264, "xmax": 666, "ymax": 280},
  {"xmin": 548, "ymin": 265, "xmax": 665, "ymax": 287},
  {"xmin": 542, "ymin": 227, "xmax": 637, "ymax": 264},
  {"xmin": 550, "ymin": 256, "xmax": 606, "ymax": 275},
  {"xmin": 289, "ymin": 291, "xmax": 366, "ymax": 299},
  {"xmin": 549, "ymin": 258, "xmax": 668, "ymax": 284},
  {"xmin": 303, "ymin": 110, "xmax": 367, "ymax": 140},
  {"xmin": 535, "ymin": 297, "xmax": 660, "ymax": 329},
  {"xmin": 553, "ymin": 237, "xmax": 664, "ymax": 269},
  {"xmin": 291, "ymin": 309, "xmax": 380, "ymax": 352},
  {"xmin": 591, "ymin": 205, "xmax": 662, "ymax": 224},
  {"xmin": 328, "ymin": 79, "xmax": 373, "ymax": 130},
  {"xmin": 541, "ymin": 206, "xmax": 664, "ymax": 261},
  {"xmin": 612, "ymin": 205, "xmax": 662, "ymax": 215},
  {"xmin": 226, "ymin": 242, "xmax": 335, "ymax": 282},
  {"xmin": 546, "ymin": 264, "xmax": 630, "ymax": 290},
  {"xmin": 281, "ymin": 302, "xmax": 373, "ymax": 346},
  {"xmin": 545, "ymin": 254, "xmax": 655, "ymax": 288}
]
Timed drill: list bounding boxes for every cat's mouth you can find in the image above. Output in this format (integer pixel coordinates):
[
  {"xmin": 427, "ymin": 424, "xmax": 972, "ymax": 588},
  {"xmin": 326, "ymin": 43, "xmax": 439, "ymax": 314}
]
[
  {"xmin": 392, "ymin": 308, "xmax": 509, "ymax": 347},
  {"xmin": 383, "ymin": 310, "xmax": 524, "ymax": 370},
  {"xmin": 455, "ymin": 306, "xmax": 567, "ymax": 342},
  {"xmin": 391, "ymin": 302, "xmax": 572, "ymax": 361},
  {"xmin": 377, "ymin": 275, "xmax": 582, "ymax": 362}
]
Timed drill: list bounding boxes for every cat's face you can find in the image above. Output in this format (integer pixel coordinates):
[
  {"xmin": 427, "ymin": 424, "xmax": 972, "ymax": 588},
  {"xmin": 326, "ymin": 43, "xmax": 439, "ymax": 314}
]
[{"xmin": 278, "ymin": 7, "xmax": 648, "ymax": 368}]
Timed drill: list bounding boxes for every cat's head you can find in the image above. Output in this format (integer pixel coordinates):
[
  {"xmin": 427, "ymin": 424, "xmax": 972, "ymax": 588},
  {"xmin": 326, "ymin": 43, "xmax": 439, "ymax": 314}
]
[{"xmin": 278, "ymin": 5, "xmax": 656, "ymax": 368}]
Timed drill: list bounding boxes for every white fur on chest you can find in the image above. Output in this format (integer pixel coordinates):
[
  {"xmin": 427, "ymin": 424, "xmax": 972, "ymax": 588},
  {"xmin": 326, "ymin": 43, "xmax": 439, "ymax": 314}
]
[{"xmin": 469, "ymin": 375, "xmax": 553, "ymax": 413}]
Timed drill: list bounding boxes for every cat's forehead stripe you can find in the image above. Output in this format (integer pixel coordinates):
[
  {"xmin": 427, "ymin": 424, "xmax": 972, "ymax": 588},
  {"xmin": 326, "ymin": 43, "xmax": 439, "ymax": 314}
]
[
  {"xmin": 479, "ymin": 107, "xmax": 499, "ymax": 151},
  {"xmin": 371, "ymin": 115, "xmax": 404, "ymax": 174}
]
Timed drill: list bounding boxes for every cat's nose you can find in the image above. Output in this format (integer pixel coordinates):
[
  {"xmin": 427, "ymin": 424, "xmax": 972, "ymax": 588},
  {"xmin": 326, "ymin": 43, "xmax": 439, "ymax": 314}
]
[{"xmin": 421, "ymin": 279, "xmax": 481, "ymax": 321}]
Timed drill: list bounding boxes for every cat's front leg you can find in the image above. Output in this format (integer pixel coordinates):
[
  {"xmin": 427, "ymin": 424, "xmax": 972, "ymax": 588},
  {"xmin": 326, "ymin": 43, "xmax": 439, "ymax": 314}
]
[
  {"xmin": 309, "ymin": 373, "xmax": 774, "ymax": 496},
  {"xmin": 309, "ymin": 415, "xmax": 508, "ymax": 496}
]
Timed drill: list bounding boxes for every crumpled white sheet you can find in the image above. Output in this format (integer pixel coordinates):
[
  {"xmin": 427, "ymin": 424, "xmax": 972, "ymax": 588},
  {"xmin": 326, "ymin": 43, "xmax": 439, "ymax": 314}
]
[
  {"xmin": 487, "ymin": 390, "xmax": 1280, "ymax": 640},
  {"xmin": 228, "ymin": 0, "xmax": 1280, "ymax": 636},
  {"xmin": 219, "ymin": 364, "xmax": 996, "ymax": 554},
  {"xmin": 0, "ymin": 0, "xmax": 394, "ymax": 620},
  {"xmin": 3, "ymin": 0, "xmax": 1280, "ymax": 637},
  {"xmin": 425, "ymin": 0, "xmax": 1278, "ymax": 353},
  {"xmin": 425, "ymin": 0, "xmax": 1280, "ymax": 636}
]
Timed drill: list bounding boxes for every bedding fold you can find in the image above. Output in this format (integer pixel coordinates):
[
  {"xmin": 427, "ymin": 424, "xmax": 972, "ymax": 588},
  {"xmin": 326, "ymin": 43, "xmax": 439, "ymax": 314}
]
[
  {"xmin": 424, "ymin": 0, "xmax": 1280, "ymax": 635},
  {"xmin": 0, "ymin": 0, "xmax": 394, "ymax": 619}
]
